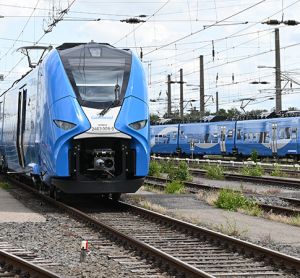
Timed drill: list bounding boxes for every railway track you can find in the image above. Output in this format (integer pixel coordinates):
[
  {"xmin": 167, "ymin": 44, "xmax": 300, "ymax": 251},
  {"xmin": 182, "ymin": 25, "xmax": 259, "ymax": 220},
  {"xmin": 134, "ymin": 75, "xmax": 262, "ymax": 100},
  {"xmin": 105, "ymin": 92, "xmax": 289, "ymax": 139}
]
[
  {"xmin": 189, "ymin": 168, "xmax": 300, "ymax": 189},
  {"xmin": 7, "ymin": 176, "xmax": 300, "ymax": 277},
  {"xmin": 145, "ymin": 176, "xmax": 300, "ymax": 217},
  {"xmin": 152, "ymin": 157, "xmax": 300, "ymax": 177},
  {"xmin": 0, "ymin": 238, "xmax": 59, "ymax": 278}
]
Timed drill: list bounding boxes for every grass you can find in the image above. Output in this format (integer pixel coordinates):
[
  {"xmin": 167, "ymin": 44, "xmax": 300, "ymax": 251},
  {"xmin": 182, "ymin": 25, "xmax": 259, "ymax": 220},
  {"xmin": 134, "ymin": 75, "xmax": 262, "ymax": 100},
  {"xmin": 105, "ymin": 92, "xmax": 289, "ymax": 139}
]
[
  {"xmin": 240, "ymin": 165, "xmax": 264, "ymax": 177},
  {"xmin": 265, "ymin": 213, "xmax": 300, "ymax": 226},
  {"xmin": 141, "ymin": 185, "xmax": 163, "ymax": 194},
  {"xmin": 204, "ymin": 165, "xmax": 224, "ymax": 180},
  {"xmin": 214, "ymin": 217, "xmax": 248, "ymax": 237},
  {"xmin": 0, "ymin": 182, "xmax": 10, "ymax": 190},
  {"xmin": 165, "ymin": 180, "xmax": 185, "ymax": 194},
  {"xmin": 138, "ymin": 200, "xmax": 167, "ymax": 214},
  {"xmin": 214, "ymin": 188, "xmax": 259, "ymax": 212},
  {"xmin": 197, "ymin": 190, "xmax": 219, "ymax": 206},
  {"xmin": 270, "ymin": 165, "xmax": 287, "ymax": 177},
  {"xmin": 167, "ymin": 161, "xmax": 192, "ymax": 182},
  {"xmin": 149, "ymin": 160, "xmax": 162, "ymax": 177}
]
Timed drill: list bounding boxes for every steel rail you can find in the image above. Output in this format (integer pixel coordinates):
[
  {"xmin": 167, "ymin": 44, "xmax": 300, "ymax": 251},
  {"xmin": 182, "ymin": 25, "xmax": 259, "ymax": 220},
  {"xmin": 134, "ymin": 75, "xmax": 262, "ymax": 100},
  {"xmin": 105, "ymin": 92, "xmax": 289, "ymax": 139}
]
[
  {"xmin": 189, "ymin": 168, "xmax": 300, "ymax": 189},
  {"xmin": 145, "ymin": 176, "xmax": 300, "ymax": 217},
  {"xmin": 7, "ymin": 176, "xmax": 300, "ymax": 277},
  {"xmin": 0, "ymin": 250, "xmax": 60, "ymax": 278},
  {"xmin": 7, "ymin": 177, "xmax": 213, "ymax": 278},
  {"xmin": 119, "ymin": 201, "xmax": 300, "ymax": 274}
]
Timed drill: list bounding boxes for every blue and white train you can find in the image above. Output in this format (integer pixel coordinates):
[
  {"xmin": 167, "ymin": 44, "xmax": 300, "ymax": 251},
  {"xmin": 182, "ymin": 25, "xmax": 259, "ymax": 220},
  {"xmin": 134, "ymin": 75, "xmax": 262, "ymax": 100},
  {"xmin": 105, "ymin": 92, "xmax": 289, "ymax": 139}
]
[
  {"xmin": 0, "ymin": 42, "xmax": 150, "ymax": 197},
  {"xmin": 151, "ymin": 116, "xmax": 300, "ymax": 159}
]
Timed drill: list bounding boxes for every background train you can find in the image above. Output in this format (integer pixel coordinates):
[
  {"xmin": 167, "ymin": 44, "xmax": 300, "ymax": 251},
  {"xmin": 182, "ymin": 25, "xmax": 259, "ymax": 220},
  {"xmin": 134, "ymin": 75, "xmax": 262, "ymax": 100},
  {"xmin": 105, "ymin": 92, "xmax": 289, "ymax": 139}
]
[
  {"xmin": 0, "ymin": 42, "xmax": 150, "ymax": 198},
  {"xmin": 151, "ymin": 114, "xmax": 300, "ymax": 159}
]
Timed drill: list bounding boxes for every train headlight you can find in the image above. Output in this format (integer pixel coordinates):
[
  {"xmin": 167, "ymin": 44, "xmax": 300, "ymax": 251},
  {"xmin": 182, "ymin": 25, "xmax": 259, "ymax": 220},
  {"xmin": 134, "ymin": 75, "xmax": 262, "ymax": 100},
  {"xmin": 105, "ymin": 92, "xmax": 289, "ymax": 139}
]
[
  {"xmin": 53, "ymin": 120, "xmax": 76, "ymax": 130},
  {"xmin": 129, "ymin": 120, "xmax": 147, "ymax": 130}
]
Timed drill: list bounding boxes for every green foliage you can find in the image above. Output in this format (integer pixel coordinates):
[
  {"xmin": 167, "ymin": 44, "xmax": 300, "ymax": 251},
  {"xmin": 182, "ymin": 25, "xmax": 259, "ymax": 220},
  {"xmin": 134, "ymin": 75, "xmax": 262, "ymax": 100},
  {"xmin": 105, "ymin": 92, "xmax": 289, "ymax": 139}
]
[
  {"xmin": 204, "ymin": 165, "xmax": 224, "ymax": 180},
  {"xmin": 0, "ymin": 182, "xmax": 10, "ymax": 190},
  {"xmin": 160, "ymin": 160, "xmax": 174, "ymax": 174},
  {"xmin": 148, "ymin": 160, "xmax": 161, "ymax": 177},
  {"xmin": 251, "ymin": 149, "xmax": 258, "ymax": 163},
  {"xmin": 241, "ymin": 165, "xmax": 264, "ymax": 177},
  {"xmin": 167, "ymin": 161, "xmax": 191, "ymax": 182},
  {"xmin": 215, "ymin": 189, "xmax": 258, "ymax": 212},
  {"xmin": 270, "ymin": 165, "xmax": 287, "ymax": 177},
  {"xmin": 165, "ymin": 180, "xmax": 185, "ymax": 194}
]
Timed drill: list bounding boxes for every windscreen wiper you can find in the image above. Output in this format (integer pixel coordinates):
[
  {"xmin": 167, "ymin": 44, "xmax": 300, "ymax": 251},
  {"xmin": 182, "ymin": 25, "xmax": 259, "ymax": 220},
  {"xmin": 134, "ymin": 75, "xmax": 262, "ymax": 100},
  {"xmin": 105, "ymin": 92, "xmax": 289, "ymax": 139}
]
[
  {"xmin": 99, "ymin": 82, "xmax": 121, "ymax": 116},
  {"xmin": 99, "ymin": 99, "xmax": 120, "ymax": 116}
]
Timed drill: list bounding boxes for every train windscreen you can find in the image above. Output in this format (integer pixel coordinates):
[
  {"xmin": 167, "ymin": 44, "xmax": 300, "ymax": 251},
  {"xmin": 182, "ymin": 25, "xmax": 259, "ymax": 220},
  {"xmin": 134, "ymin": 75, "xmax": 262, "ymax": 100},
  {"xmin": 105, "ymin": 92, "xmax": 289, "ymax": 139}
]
[{"xmin": 59, "ymin": 43, "xmax": 131, "ymax": 109}]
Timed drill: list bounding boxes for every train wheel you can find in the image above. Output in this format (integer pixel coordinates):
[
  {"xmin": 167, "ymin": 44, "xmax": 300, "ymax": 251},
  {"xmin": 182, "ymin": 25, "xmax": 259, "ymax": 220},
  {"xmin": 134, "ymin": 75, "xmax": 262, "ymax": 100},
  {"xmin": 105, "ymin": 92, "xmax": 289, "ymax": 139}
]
[{"xmin": 53, "ymin": 187, "xmax": 64, "ymax": 201}]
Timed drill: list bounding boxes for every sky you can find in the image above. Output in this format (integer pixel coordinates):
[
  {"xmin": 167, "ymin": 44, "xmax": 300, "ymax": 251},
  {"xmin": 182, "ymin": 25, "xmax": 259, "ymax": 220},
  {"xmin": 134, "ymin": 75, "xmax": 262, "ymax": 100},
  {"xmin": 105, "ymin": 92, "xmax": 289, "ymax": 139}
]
[{"xmin": 0, "ymin": 0, "xmax": 300, "ymax": 117}]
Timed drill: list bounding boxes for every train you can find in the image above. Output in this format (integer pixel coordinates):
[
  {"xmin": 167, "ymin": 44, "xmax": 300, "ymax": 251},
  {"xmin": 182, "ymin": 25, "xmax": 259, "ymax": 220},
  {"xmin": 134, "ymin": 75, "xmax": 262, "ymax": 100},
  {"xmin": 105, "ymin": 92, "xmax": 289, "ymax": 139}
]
[
  {"xmin": 0, "ymin": 42, "xmax": 150, "ymax": 199},
  {"xmin": 150, "ymin": 114, "xmax": 300, "ymax": 160}
]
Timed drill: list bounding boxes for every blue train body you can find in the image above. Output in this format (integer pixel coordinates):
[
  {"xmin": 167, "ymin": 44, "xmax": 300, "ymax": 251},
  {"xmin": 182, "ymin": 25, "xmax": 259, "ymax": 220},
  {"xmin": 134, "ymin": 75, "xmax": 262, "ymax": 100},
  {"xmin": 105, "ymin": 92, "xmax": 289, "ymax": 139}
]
[
  {"xmin": 0, "ymin": 42, "xmax": 150, "ymax": 194},
  {"xmin": 151, "ymin": 117, "xmax": 300, "ymax": 158}
]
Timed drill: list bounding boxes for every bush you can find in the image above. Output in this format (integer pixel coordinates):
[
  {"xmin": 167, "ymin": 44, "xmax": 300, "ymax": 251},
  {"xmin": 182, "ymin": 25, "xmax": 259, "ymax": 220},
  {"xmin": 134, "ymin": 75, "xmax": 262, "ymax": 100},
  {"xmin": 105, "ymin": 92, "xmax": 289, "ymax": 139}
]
[
  {"xmin": 204, "ymin": 165, "xmax": 224, "ymax": 180},
  {"xmin": 148, "ymin": 160, "xmax": 161, "ymax": 177},
  {"xmin": 270, "ymin": 165, "xmax": 287, "ymax": 177},
  {"xmin": 160, "ymin": 160, "xmax": 174, "ymax": 174},
  {"xmin": 251, "ymin": 149, "xmax": 258, "ymax": 163},
  {"xmin": 241, "ymin": 165, "xmax": 264, "ymax": 177},
  {"xmin": 167, "ymin": 161, "xmax": 191, "ymax": 182},
  {"xmin": 165, "ymin": 180, "xmax": 185, "ymax": 194},
  {"xmin": 215, "ymin": 189, "xmax": 256, "ymax": 211}
]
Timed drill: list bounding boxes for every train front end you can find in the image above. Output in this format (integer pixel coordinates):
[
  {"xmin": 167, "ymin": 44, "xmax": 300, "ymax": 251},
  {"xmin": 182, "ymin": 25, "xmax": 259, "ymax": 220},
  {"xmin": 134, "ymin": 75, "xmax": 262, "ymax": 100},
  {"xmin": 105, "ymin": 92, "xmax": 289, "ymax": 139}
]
[{"xmin": 45, "ymin": 42, "xmax": 149, "ymax": 194}]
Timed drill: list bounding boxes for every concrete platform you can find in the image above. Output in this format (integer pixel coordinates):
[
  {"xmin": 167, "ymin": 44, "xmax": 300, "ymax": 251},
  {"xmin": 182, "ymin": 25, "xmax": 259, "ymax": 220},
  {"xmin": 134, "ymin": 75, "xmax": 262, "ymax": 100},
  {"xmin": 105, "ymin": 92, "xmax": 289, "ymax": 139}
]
[{"xmin": 0, "ymin": 188, "xmax": 45, "ymax": 223}]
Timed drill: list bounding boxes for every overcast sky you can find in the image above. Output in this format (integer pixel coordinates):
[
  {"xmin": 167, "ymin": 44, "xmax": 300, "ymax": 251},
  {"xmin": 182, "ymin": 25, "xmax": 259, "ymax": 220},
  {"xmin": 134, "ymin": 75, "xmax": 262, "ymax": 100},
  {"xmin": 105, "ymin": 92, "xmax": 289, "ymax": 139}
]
[{"xmin": 0, "ymin": 0, "xmax": 300, "ymax": 116}]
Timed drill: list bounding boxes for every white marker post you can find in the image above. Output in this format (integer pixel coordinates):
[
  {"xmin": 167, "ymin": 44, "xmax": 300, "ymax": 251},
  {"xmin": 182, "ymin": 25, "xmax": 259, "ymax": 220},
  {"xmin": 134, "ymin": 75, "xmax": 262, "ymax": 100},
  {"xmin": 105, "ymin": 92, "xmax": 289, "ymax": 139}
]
[{"xmin": 80, "ymin": 240, "xmax": 89, "ymax": 262}]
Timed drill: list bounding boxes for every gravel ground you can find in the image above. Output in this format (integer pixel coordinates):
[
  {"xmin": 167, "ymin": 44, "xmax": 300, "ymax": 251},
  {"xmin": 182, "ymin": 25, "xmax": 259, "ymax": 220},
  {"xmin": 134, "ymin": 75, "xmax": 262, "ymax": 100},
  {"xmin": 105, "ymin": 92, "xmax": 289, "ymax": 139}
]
[{"xmin": 0, "ymin": 184, "xmax": 170, "ymax": 278}]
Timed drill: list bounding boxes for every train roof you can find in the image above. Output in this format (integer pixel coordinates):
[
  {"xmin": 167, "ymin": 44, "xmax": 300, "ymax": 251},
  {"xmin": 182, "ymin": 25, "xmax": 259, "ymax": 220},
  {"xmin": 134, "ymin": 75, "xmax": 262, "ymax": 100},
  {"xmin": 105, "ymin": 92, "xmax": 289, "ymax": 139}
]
[{"xmin": 56, "ymin": 42, "xmax": 113, "ymax": 50}]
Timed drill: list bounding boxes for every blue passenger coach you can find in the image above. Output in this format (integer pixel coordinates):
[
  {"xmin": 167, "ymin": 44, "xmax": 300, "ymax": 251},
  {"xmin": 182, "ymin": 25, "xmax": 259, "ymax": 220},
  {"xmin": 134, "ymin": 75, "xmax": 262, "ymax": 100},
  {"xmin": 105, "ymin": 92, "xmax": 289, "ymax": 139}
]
[
  {"xmin": 0, "ymin": 42, "xmax": 150, "ymax": 196},
  {"xmin": 151, "ymin": 116, "xmax": 300, "ymax": 159}
]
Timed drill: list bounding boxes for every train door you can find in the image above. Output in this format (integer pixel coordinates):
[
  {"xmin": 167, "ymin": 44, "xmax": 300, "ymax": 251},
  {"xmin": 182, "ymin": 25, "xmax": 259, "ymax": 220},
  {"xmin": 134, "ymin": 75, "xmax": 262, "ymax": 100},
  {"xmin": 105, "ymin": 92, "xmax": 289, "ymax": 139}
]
[
  {"xmin": 270, "ymin": 123, "xmax": 278, "ymax": 155},
  {"xmin": 220, "ymin": 126, "xmax": 226, "ymax": 153},
  {"xmin": 16, "ymin": 88, "xmax": 27, "ymax": 168}
]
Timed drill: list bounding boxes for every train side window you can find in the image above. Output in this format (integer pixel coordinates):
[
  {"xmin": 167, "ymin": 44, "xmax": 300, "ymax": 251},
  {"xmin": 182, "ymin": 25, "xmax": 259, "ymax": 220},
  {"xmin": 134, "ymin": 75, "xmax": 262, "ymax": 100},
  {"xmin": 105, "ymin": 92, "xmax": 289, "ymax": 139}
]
[
  {"xmin": 285, "ymin": 127, "xmax": 291, "ymax": 139},
  {"xmin": 204, "ymin": 133, "xmax": 209, "ymax": 143},
  {"xmin": 0, "ymin": 102, "xmax": 2, "ymax": 119},
  {"xmin": 244, "ymin": 133, "xmax": 247, "ymax": 141},
  {"xmin": 227, "ymin": 129, "xmax": 233, "ymax": 139},
  {"xmin": 172, "ymin": 131, "xmax": 177, "ymax": 140},
  {"xmin": 279, "ymin": 128, "xmax": 284, "ymax": 139},
  {"xmin": 264, "ymin": 132, "xmax": 270, "ymax": 143},
  {"xmin": 259, "ymin": 132, "xmax": 264, "ymax": 143},
  {"xmin": 291, "ymin": 128, "xmax": 297, "ymax": 139},
  {"xmin": 237, "ymin": 129, "xmax": 242, "ymax": 140}
]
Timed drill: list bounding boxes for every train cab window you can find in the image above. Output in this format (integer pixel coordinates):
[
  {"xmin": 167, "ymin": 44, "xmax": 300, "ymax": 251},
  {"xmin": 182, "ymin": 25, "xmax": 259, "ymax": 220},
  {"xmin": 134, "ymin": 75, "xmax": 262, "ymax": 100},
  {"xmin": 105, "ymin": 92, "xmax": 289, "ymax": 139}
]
[
  {"xmin": 291, "ymin": 128, "xmax": 297, "ymax": 139},
  {"xmin": 237, "ymin": 129, "xmax": 242, "ymax": 140},
  {"xmin": 59, "ymin": 43, "xmax": 131, "ymax": 109},
  {"xmin": 285, "ymin": 127, "xmax": 291, "ymax": 139},
  {"xmin": 227, "ymin": 129, "xmax": 233, "ymax": 139}
]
